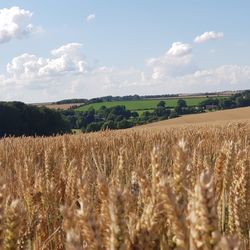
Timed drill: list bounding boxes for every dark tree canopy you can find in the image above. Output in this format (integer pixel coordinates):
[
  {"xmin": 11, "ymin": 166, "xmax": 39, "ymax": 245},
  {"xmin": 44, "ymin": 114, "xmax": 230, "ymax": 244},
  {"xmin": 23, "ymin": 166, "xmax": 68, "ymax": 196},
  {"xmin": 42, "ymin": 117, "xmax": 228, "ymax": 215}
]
[
  {"xmin": 177, "ymin": 99, "xmax": 187, "ymax": 108},
  {"xmin": 0, "ymin": 102, "xmax": 70, "ymax": 137},
  {"xmin": 157, "ymin": 101, "xmax": 166, "ymax": 108}
]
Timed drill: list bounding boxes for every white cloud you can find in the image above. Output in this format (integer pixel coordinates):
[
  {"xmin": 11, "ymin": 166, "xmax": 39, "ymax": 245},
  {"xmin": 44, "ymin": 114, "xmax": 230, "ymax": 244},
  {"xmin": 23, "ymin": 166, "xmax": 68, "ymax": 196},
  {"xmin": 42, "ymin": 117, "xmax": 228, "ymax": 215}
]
[
  {"xmin": 141, "ymin": 42, "xmax": 250, "ymax": 94},
  {"xmin": 1, "ymin": 42, "xmax": 250, "ymax": 103},
  {"xmin": 167, "ymin": 42, "xmax": 192, "ymax": 56},
  {"xmin": 0, "ymin": 6, "xmax": 40, "ymax": 43},
  {"xmin": 86, "ymin": 13, "xmax": 96, "ymax": 22},
  {"xmin": 146, "ymin": 42, "xmax": 196, "ymax": 79},
  {"xmin": 144, "ymin": 42, "xmax": 249, "ymax": 93},
  {"xmin": 7, "ymin": 54, "xmax": 46, "ymax": 80},
  {"xmin": 194, "ymin": 31, "xmax": 224, "ymax": 44},
  {"xmin": 6, "ymin": 43, "xmax": 87, "ymax": 80},
  {"xmin": 193, "ymin": 65, "xmax": 250, "ymax": 86},
  {"xmin": 94, "ymin": 64, "xmax": 250, "ymax": 98},
  {"xmin": 51, "ymin": 43, "xmax": 83, "ymax": 56}
]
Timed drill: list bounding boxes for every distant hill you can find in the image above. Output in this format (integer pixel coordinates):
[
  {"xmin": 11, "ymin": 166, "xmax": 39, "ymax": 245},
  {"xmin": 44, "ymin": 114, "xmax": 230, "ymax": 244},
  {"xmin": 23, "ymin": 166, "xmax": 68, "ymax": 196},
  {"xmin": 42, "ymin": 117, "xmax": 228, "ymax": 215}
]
[
  {"xmin": 34, "ymin": 90, "xmax": 243, "ymax": 107},
  {"xmin": 32, "ymin": 89, "xmax": 249, "ymax": 113},
  {"xmin": 138, "ymin": 107, "xmax": 250, "ymax": 128}
]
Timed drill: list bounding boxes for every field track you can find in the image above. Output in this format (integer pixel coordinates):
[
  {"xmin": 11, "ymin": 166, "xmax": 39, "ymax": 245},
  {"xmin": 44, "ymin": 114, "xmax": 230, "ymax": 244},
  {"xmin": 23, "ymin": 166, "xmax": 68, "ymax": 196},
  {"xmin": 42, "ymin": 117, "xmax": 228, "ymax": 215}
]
[{"xmin": 139, "ymin": 107, "xmax": 250, "ymax": 128}]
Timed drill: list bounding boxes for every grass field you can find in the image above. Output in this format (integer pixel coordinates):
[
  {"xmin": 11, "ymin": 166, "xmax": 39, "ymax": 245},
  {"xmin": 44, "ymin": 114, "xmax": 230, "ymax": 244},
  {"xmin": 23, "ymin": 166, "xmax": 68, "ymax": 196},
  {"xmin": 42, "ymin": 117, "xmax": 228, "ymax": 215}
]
[{"xmin": 76, "ymin": 96, "xmax": 225, "ymax": 113}]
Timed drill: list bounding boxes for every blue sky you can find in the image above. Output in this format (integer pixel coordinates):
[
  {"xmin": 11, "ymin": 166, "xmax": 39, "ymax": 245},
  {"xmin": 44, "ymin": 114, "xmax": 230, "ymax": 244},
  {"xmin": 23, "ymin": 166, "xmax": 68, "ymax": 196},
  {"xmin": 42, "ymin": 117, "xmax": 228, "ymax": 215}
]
[{"xmin": 0, "ymin": 0, "xmax": 249, "ymax": 102}]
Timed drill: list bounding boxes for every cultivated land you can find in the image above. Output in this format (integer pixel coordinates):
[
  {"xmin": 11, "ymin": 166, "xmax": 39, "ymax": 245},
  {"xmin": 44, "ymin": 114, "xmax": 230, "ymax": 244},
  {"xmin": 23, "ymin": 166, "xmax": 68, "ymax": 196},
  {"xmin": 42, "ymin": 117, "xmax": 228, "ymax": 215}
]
[
  {"xmin": 0, "ymin": 121, "xmax": 249, "ymax": 249},
  {"xmin": 139, "ymin": 106, "xmax": 250, "ymax": 128},
  {"xmin": 76, "ymin": 96, "xmax": 226, "ymax": 113},
  {"xmin": 1, "ymin": 94, "xmax": 249, "ymax": 249},
  {"xmin": 35, "ymin": 103, "xmax": 85, "ymax": 110}
]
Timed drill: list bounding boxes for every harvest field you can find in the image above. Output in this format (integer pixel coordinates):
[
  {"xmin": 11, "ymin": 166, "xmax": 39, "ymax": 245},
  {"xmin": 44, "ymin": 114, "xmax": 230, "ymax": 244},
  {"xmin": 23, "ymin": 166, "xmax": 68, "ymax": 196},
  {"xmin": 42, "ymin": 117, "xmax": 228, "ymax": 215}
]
[
  {"xmin": 141, "ymin": 106, "xmax": 250, "ymax": 128},
  {"xmin": 0, "ymin": 121, "xmax": 249, "ymax": 249},
  {"xmin": 35, "ymin": 103, "xmax": 85, "ymax": 110},
  {"xmin": 76, "ymin": 96, "xmax": 225, "ymax": 113},
  {"xmin": 1, "ymin": 1, "xmax": 249, "ymax": 249}
]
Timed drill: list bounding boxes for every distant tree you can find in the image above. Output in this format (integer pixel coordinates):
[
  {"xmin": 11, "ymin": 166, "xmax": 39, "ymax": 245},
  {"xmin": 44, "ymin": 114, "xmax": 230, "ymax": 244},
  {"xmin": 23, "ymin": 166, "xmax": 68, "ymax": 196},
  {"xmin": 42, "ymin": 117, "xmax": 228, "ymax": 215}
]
[
  {"xmin": 78, "ymin": 109, "xmax": 96, "ymax": 128},
  {"xmin": 169, "ymin": 111, "xmax": 179, "ymax": 119},
  {"xmin": 106, "ymin": 113, "xmax": 117, "ymax": 121},
  {"xmin": 85, "ymin": 122, "xmax": 103, "ymax": 132},
  {"xmin": 154, "ymin": 100, "xmax": 171, "ymax": 118},
  {"xmin": 235, "ymin": 96, "xmax": 250, "ymax": 107},
  {"xmin": 198, "ymin": 98, "xmax": 219, "ymax": 108},
  {"xmin": 219, "ymin": 98, "xmax": 235, "ymax": 109},
  {"xmin": 177, "ymin": 99, "xmax": 187, "ymax": 108},
  {"xmin": 0, "ymin": 102, "xmax": 70, "ymax": 137},
  {"xmin": 101, "ymin": 121, "xmax": 115, "ymax": 130},
  {"xmin": 174, "ymin": 106, "xmax": 182, "ymax": 115},
  {"xmin": 157, "ymin": 101, "xmax": 166, "ymax": 108},
  {"xmin": 174, "ymin": 99, "xmax": 188, "ymax": 115},
  {"xmin": 155, "ymin": 106, "xmax": 165, "ymax": 117},
  {"xmin": 155, "ymin": 106, "xmax": 170, "ymax": 118},
  {"xmin": 116, "ymin": 119, "xmax": 132, "ymax": 129},
  {"xmin": 142, "ymin": 111, "xmax": 152, "ymax": 117},
  {"xmin": 110, "ymin": 105, "xmax": 131, "ymax": 118},
  {"xmin": 131, "ymin": 111, "xmax": 139, "ymax": 118},
  {"xmin": 114, "ymin": 115, "xmax": 124, "ymax": 123}
]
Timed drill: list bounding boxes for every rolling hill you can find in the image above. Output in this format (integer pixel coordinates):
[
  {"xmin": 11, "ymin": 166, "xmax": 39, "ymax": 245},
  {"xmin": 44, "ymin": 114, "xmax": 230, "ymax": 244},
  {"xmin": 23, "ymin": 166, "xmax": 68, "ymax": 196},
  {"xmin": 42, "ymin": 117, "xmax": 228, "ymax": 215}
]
[
  {"xmin": 138, "ymin": 107, "xmax": 250, "ymax": 128},
  {"xmin": 76, "ymin": 96, "xmax": 226, "ymax": 113}
]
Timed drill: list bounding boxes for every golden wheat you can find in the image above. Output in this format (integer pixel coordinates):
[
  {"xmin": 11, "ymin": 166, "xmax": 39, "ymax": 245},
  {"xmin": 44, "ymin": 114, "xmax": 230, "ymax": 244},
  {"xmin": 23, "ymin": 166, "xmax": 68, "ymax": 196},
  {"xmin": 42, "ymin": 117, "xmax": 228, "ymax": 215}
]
[{"xmin": 0, "ymin": 121, "xmax": 249, "ymax": 249}]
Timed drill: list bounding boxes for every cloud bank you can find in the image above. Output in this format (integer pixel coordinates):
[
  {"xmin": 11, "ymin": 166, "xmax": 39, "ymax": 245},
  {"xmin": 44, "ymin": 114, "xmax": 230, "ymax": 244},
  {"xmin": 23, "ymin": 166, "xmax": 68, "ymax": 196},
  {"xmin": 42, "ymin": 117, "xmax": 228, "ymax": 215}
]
[{"xmin": 1, "ymin": 41, "xmax": 249, "ymax": 103}]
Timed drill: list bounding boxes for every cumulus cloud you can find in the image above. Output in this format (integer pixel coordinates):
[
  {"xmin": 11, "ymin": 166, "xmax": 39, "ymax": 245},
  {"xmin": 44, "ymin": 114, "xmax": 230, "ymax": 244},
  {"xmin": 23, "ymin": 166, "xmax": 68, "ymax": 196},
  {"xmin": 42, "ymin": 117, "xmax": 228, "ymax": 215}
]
[
  {"xmin": 51, "ymin": 43, "xmax": 83, "ymax": 56},
  {"xmin": 1, "ymin": 41, "xmax": 250, "ymax": 103},
  {"xmin": 7, "ymin": 54, "xmax": 45, "ymax": 80},
  {"xmin": 141, "ymin": 42, "xmax": 250, "ymax": 94},
  {"xmin": 86, "ymin": 13, "xmax": 96, "ymax": 22},
  {"xmin": 167, "ymin": 42, "xmax": 192, "ymax": 56},
  {"xmin": 146, "ymin": 42, "xmax": 196, "ymax": 79},
  {"xmin": 6, "ymin": 43, "xmax": 87, "ymax": 80},
  {"xmin": 194, "ymin": 31, "xmax": 224, "ymax": 43},
  {"xmin": 0, "ymin": 6, "xmax": 40, "ymax": 43}
]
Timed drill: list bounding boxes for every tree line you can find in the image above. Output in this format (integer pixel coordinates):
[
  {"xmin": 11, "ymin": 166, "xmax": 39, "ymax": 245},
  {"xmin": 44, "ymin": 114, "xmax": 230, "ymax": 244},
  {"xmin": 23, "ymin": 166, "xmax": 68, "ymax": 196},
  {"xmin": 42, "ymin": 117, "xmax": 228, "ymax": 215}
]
[
  {"xmin": 55, "ymin": 94, "xmax": 179, "ymax": 105},
  {"xmin": 62, "ymin": 90, "xmax": 250, "ymax": 133},
  {"xmin": 62, "ymin": 99, "xmax": 203, "ymax": 132},
  {"xmin": 0, "ymin": 102, "xmax": 70, "ymax": 137},
  {"xmin": 0, "ymin": 90, "xmax": 249, "ymax": 136},
  {"xmin": 198, "ymin": 90, "xmax": 250, "ymax": 109}
]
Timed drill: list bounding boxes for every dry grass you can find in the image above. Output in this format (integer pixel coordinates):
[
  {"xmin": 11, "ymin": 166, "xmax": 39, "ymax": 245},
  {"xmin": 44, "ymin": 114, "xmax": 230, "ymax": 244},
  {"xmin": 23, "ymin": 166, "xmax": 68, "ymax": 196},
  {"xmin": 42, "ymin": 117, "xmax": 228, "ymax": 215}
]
[
  {"xmin": 35, "ymin": 103, "xmax": 84, "ymax": 110},
  {"xmin": 0, "ymin": 121, "xmax": 249, "ymax": 249}
]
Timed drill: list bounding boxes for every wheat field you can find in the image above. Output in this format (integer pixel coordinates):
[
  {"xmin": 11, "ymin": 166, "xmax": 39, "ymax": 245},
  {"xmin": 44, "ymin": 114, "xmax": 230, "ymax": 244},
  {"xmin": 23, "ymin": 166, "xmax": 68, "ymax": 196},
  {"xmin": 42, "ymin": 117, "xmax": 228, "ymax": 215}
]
[
  {"xmin": 141, "ymin": 107, "xmax": 250, "ymax": 128},
  {"xmin": 0, "ymin": 121, "xmax": 249, "ymax": 249}
]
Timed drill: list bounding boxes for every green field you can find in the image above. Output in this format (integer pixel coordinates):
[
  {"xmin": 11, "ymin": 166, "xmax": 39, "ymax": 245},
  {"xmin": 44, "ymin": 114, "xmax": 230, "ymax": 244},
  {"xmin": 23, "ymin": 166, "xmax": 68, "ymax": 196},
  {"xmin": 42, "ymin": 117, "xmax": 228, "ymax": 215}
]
[{"xmin": 76, "ymin": 96, "xmax": 224, "ymax": 114}]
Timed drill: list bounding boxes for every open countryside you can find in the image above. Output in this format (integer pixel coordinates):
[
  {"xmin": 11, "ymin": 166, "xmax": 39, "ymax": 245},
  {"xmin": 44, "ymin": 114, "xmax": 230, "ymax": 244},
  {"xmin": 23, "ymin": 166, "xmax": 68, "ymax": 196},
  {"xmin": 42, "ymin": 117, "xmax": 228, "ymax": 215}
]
[
  {"xmin": 139, "ymin": 106, "xmax": 250, "ymax": 128},
  {"xmin": 0, "ymin": 1, "xmax": 250, "ymax": 249},
  {"xmin": 76, "ymin": 96, "xmax": 226, "ymax": 113}
]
